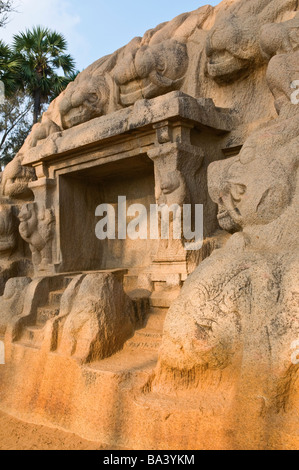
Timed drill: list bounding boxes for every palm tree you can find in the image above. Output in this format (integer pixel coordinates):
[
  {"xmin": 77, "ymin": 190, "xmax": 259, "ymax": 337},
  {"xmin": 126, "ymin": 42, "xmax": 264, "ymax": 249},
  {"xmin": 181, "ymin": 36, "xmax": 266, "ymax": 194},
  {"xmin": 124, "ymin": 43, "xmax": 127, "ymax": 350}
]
[
  {"xmin": 0, "ymin": 40, "xmax": 20, "ymax": 97},
  {"xmin": 13, "ymin": 26, "xmax": 76, "ymax": 124}
]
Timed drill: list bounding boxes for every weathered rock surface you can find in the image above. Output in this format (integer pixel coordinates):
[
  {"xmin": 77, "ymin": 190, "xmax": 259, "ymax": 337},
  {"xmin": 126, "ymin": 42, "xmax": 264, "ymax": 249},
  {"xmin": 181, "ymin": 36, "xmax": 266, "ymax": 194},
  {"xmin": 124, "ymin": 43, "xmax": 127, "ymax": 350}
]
[
  {"xmin": 152, "ymin": 14, "xmax": 299, "ymax": 445},
  {"xmin": 58, "ymin": 273, "xmax": 135, "ymax": 363},
  {"xmin": 0, "ymin": 277, "xmax": 31, "ymax": 335},
  {"xmin": 2, "ymin": 0, "xmax": 297, "ymax": 200},
  {"xmin": 0, "ymin": 0, "xmax": 299, "ymax": 451}
]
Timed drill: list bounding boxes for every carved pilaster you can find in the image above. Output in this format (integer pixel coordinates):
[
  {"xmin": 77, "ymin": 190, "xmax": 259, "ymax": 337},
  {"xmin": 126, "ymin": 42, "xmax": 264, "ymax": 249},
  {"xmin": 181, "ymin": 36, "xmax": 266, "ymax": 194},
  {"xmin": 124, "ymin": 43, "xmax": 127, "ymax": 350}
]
[
  {"xmin": 18, "ymin": 177, "xmax": 57, "ymax": 275},
  {"xmin": 148, "ymin": 140, "xmax": 204, "ymax": 264}
]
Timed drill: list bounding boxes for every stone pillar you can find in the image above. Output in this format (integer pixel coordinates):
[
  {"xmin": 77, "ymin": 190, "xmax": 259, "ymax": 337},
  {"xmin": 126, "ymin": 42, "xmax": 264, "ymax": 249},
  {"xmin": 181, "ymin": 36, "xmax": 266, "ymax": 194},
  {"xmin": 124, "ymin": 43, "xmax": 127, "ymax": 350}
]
[
  {"xmin": 148, "ymin": 121, "xmax": 204, "ymax": 307},
  {"xmin": 18, "ymin": 162, "xmax": 57, "ymax": 276}
]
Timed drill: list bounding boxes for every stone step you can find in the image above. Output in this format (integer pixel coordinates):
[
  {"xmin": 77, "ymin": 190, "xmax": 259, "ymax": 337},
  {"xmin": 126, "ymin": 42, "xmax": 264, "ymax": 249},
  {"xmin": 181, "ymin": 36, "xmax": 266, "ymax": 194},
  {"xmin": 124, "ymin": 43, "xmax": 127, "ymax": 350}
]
[
  {"xmin": 64, "ymin": 276, "xmax": 75, "ymax": 289},
  {"xmin": 150, "ymin": 306, "xmax": 168, "ymax": 315},
  {"xmin": 145, "ymin": 309, "xmax": 167, "ymax": 331},
  {"xmin": 36, "ymin": 306, "xmax": 60, "ymax": 325},
  {"xmin": 126, "ymin": 328, "xmax": 163, "ymax": 352},
  {"xmin": 126, "ymin": 339, "xmax": 162, "ymax": 351},
  {"xmin": 123, "ymin": 275, "xmax": 138, "ymax": 292},
  {"xmin": 49, "ymin": 290, "xmax": 64, "ymax": 306},
  {"xmin": 135, "ymin": 330, "xmax": 163, "ymax": 340},
  {"xmin": 150, "ymin": 288, "xmax": 181, "ymax": 308},
  {"xmin": 22, "ymin": 326, "xmax": 45, "ymax": 347}
]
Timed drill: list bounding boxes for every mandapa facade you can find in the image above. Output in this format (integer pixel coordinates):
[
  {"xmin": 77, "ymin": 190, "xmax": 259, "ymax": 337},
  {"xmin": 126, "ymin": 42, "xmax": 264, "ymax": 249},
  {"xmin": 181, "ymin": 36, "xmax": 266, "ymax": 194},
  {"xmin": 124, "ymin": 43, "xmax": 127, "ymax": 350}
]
[{"xmin": 0, "ymin": 0, "xmax": 299, "ymax": 450}]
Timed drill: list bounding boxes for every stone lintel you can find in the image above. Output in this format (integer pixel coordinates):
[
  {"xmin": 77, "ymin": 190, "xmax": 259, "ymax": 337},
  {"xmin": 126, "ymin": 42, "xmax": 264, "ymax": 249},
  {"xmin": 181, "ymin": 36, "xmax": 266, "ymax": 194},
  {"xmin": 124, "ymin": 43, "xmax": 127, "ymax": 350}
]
[{"xmin": 23, "ymin": 92, "xmax": 235, "ymax": 168}]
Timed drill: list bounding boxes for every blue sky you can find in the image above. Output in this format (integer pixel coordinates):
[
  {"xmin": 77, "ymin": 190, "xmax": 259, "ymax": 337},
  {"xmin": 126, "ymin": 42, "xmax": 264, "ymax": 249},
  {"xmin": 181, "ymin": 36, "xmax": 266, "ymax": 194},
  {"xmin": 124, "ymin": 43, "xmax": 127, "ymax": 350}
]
[{"xmin": 1, "ymin": 0, "xmax": 220, "ymax": 71}]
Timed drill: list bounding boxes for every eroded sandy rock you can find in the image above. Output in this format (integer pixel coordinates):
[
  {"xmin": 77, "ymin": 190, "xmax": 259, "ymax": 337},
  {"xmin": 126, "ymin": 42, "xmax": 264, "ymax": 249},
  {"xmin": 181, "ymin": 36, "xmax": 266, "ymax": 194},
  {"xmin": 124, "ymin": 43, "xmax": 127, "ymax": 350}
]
[
  {"xmin": 0, "ymin": 206, "xmax": 18, "ymax": 256},
  {"xmin": 206, "ymin": 0, "xmax": 297, "ymax": 83},
  {"xmin": 261, "ymin": 12, "xmax": 299, "ymax": 115},
  {"xmin": 1, "ymin": 155, "xmax": 36, "ymax": 200},
  {"xmin": 1, "ymin": 0, "xmax": 299, "ymax": 450},
  {"xmin": 153, "ymin": 100, "xmax": 299, "ymax": 448},
  {"xmin": 3, "ymin": 0, "xmax": 299, "ymax": 201},
  {"xmin": 0, "ymin": 277, "xmax": 31, "ymax": 335},
  {"xmin": 18, "ymin": 203, "xmax": 55, "ymax": 272},
  {"xmin": 58, "ymin": 273, "xmax": 135, "ymax": 363}
]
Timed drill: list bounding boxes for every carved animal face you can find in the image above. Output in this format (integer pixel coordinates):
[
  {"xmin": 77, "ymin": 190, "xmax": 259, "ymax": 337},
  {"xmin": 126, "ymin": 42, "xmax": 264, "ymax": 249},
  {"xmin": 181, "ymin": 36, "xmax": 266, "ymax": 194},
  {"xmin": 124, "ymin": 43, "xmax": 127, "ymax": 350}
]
[
  {"xmin": 114, "ymin": 39, "xmax": 188, "ymax": 106},
  {"xmin": 205, "ymin": 0, "xmax": 298, "ymax": 83},
  {"xmin": 206, "ymin": 15, "xmax": 264, "ymax": 83},
  {"xmin": 1, "ymin": 156, "xmax": 35, "ymax": 200},
  {"xmin": 0, "ymin": 206, "xmax": 17, "ymax": 255},
  {"xmin": 160, "ymin": 170, "xmax": 183, "ymax": 196},
  {"xmin": 260, "ymin": 15, "xmax": 299, "ymax": 59},
  {"xmin": 28, "ymin": 117, "xmax": 61, "ymax": 149},
  {"xmin": 18, "ymin": 203, "xmax": 34, "ymax": 223},
  {"xmin": 59, "ymin": 74, "xmax": 110, "ymax": 129},
  {"xmin": 260, "ymin": 15, "xmax": 299, "ymax": 114},
  {"xmin": 208, "ymin": 120, "xmax": 299, "ymax": 231},
  {"xmin": 18, "ymin": 203, "xmax": 38, "ymax": 244}
]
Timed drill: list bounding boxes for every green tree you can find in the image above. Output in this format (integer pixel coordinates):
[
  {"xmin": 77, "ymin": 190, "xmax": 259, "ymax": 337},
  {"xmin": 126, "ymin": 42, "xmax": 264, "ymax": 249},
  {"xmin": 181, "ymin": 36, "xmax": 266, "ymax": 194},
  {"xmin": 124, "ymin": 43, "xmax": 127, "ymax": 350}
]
[
  {"xmin": 0, "ymin": 40, "xmax": 20, "ymax": 96},
  {"xmin": 0, "ymin": 1, "xmax": 14, "ymax": 28},
  {"xmin": 13, "ymin": 26, "xmax": 76, "ymax": 124},
  {"xmin": 0, "ymin": 2, "xmax": 19, "ymax": 96},
  {"xmin": 0, "ymin": 91, "xmax": 32, "ymax": 168}
]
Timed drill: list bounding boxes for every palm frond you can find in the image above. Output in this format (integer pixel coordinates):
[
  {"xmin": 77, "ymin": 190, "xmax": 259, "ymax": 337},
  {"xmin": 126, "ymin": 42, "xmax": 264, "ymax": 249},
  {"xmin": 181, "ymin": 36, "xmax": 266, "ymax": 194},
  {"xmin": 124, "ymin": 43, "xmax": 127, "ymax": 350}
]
[
  {"xmin": 11, "ymin": 25, "xmax": 77, "ymax": 122},
  {"xmin": 51, "ymin": 53, "xmax": 76, "ymax": 74}
]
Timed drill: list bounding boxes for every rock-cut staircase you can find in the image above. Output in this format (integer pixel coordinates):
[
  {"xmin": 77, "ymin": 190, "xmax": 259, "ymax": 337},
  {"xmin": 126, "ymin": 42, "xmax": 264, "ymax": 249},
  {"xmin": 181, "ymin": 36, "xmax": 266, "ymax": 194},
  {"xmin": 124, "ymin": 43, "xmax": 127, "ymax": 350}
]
[
  {"xmin": 20, "ymin": 276, "xmax": 75, "ymax": 349},
  {"xmin": 18, "ymin": 275, "xmax": 168, "ymax": 356},
  {"xmin": 124, "ymin": 307, "xmax": 167, "ymax": 353}
]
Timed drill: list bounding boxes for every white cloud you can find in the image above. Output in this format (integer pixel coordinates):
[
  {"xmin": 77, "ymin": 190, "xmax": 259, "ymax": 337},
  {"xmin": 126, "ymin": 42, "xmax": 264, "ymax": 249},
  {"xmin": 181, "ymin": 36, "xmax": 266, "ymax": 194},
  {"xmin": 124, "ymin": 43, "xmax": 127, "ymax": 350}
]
[{"xmin": 1, "ymin": 0, "xmax": 86, "ymax": 69}]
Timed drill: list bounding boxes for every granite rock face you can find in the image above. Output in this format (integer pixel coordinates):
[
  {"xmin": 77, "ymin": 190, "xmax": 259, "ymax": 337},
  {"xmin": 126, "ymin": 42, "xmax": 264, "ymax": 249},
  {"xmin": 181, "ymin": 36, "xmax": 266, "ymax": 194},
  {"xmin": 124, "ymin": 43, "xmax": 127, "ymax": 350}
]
[
  {"xmin": 0, "ymin": 0, "xmax": 299, "ymax": 450},
  {"xmin": 2, "ymin": 0, "xmax": 297, "ymax": 200},
  {"xmin": 0, "ymin": 277, "xmax": 31, "ymax": 335},
  {"xmin": 58, "ymin": 273, "xmax": 135, "ymax": 363}
]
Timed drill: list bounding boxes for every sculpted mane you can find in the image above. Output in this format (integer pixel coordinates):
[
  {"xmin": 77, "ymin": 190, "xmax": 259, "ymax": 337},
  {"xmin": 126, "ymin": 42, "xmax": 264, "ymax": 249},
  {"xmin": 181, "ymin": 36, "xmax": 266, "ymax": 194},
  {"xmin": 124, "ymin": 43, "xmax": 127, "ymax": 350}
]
[
  {"xmin": 1, "ymin": 0, "xmax": 299, "ymax": 450},
  {"xmin": 2, "ymin": 0, "xmax": 298, "ymax": 200}
]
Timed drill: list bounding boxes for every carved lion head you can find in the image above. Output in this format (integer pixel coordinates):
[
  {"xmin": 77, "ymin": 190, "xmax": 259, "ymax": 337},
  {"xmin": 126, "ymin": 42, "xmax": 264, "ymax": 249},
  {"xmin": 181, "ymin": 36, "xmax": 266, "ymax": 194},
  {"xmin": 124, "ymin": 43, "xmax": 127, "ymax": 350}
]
[{"xmin": 208, "ymin": 116, "xmax": 299, "ymax": 232}]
